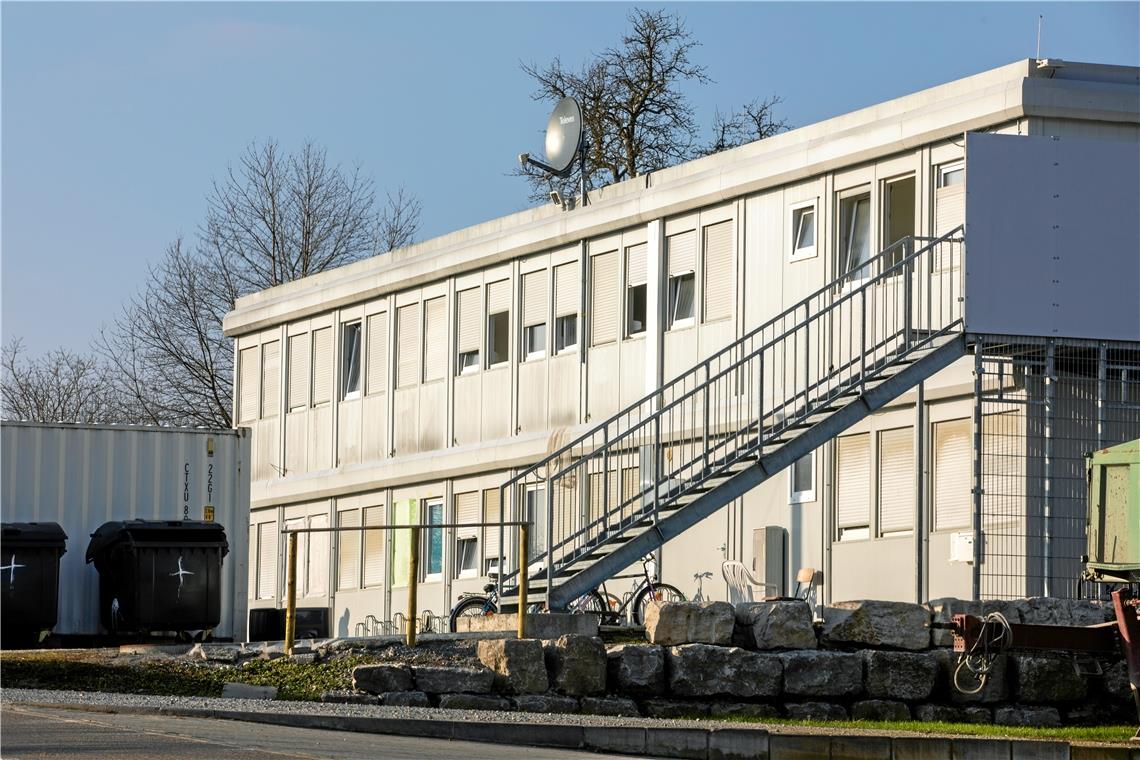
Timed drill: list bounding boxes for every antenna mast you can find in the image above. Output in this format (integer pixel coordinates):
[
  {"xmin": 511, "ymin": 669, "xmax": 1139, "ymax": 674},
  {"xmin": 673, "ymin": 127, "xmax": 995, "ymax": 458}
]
[{"xmin": 1036, "ymin": 15, "xmax": 1043, "ymax": 60}]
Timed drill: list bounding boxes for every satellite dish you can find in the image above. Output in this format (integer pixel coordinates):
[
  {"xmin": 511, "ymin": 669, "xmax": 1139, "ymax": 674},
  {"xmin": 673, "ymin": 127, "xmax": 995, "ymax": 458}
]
[{"xmin": 544, "ymin": 97, "xmax": 583, "ymax": 175}]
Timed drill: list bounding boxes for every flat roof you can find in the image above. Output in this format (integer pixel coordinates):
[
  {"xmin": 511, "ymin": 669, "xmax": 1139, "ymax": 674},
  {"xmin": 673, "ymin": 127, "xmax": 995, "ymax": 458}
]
[{"xmin": 224, "ymin": 59, "xmax": 1139, "ymax": 337}]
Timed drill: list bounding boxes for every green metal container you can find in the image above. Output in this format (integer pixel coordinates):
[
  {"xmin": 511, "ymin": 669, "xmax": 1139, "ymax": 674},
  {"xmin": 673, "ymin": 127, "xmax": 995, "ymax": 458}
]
[{"xmin": 1084, "ymin": 438, "xmax": 1140, "ymax": 584}]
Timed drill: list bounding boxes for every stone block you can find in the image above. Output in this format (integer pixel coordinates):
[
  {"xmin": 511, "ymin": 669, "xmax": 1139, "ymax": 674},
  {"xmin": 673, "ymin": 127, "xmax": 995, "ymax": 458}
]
[
  {"xmin": 1014, "ymin": 655, "xmax": 1087, "ymax": 702},
  {"xmin": 783, "ymin": 702, "xmax": 848, "ymax": 721},
  {"xmin": 319, "ymin": 690, "xmax": 379, "ymax": 705},
  {"xmin": 709, "ymin": 728, "xmax": 770, "ymax": 760},
  {"xmin": 734, "ymin": 601, "xmax": 818, "ymax": 650},
  {"xmin": 914, "ymin": 704, "xmax": 990, "ymax": 723},
  {"xmin": 352, "ymin": 663, "xmax": 414, "ymax": 694},
  {"xmin": 582, "ymin": 727, "xmax": 646, "ymax": 755},
  {"xmin": 645, "ymin": 727, "xmax": 709, "ymax": 760},
  {"xmin": 780, "ymin": 650, "xmax": 862, "ymax": 698},
  {"xmin": 1014, "ymin": 597, "xmax": 1112, "ymax": 627},
  {"xmin": 830, "ymin": 735, "xmax": 893, "ymax": 760},
  {"xmin": 543, "ymin": 634, "xmax": 607, "ymax": 696},
  {"xmin": 934, "ymin": 649, "xmax": 1008, "ymax": 704},
  {"xmin": 641, "ymin": 699, "xmax": 711, "ymax": 718},
  {"xmin": 850, "ymin": 699, "xmax": 910, "ymax": 721},
  {"xmin": 380, "ymin": 690, "xmax": 431, "ymax": 707},
  {"xmin": 819, "ymin": 600, "xmax": 930, "ymax": 650},
  {"xmin": 645, "ymin": 601, "xmax": 735, "ymax": 645},
  {"xmin": 438, "ymin": 693, "xmax": 511, "ymax": 711},
  {"xmin": 925, "ymin": 598, "xmax": 1022, "ymax": 647},
  {"xmin": 769, "ymin": 733, "xmax": 832, "ymax": 759},
  {"xmin": 1010, "ymin": 741, "xmax": 1070, "ymax": 760},
  {"xmin": 606, "ymin": 643, "xmax": 665, "ymax": 696},
  {"xmin": 668, "ymin": 644, "xmax": 783, "ymax": 698},
  {"xmin": 891, "ymin": 737, "xmax": 952, "ymax": 760},
  {"xmin": 414, "ymin": 665, "xmax": 494, "ymax": 694},
  {"xmin": 950, "ymin": 739, "xmax": 1014, "ymax": 760},
  {"xmin": 710, "ymin": 702, "xmax": 781, "ymax": 719},
  {"xmin": 511, "ymin": 693, "xmax": 579, "ymax": 714},
  {"xmin": 1099, "ymin": 660, "xmax": 1133, "ymax": 701},
  {"xmin": 477, "ymin": 638, "xmax": 548, "ymax": 694},
  {"xmin": 863, "ymin": 650, "xmax": 939, "ymax": 700},
  {"xmin": 578, "ymin": 696, "xmax": 639, "ymax": 717},
  {"xmin": 993, "ymin": 705, "xmax": 1062, "ymax": 727},
  {"xmin": 455, "ymin": 612, "xmax": 598, "ymax": 638},
  {"xmin": 221, "ymin": 682, "xmax": 277, "ymax": 700}
]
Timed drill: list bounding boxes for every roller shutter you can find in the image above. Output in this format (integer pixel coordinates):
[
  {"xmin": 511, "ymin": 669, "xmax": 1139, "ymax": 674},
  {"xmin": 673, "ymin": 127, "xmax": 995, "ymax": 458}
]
[
  {"xmin": 626, "ymin": 243, "xmax": 647, "ymax": 286},
  {"xmin": 363, "ymin": 505, "xmax": 385, "ymax": 587},
  {"xmin": 934, "ymin": 419, "xmax": 971, "ymax": 530},
  {"xmin": 337, "ymin": 509, "xmax": 361, "ymax": 591},
  {"xmin": 396, "ymin": 304, "xmax": 418, "ymax": 388},
  {"xmin": 836, "ymin": 433, "xmax": 870, "ymax": 529},
  {"xmin": 311, "ymin": 327, "xmax": 332, "ymax": 405},
  {"xmin": 936, "ymin": 185, "xmax": 964, "ymax": 237},
  {"xmin": 288, "ymin": 333, "xmax": 309, "ymax": 410},
  {"xmin": 482, "ymin": 489, "xmax": 502, "ymax": 561},
  {"xmin": 590, "ymin": 251, "xmax": 618, "ymax": 346},
  {"xmin": 878, "ymin": 427, "xmax": 914, "ymax": 533},
  {"xmin": 554, "ymin": 263, "xmax": 578, "ymax": 317},
  {"xmin": 455, "ymin": 491, "xmax": 479, "ymax": 539},
  {"xmin": 667, "ymin": 230, "xmax": 696, "ymax": 276},
  {"xmin": 365, "ymin": 312, "xmax": 388, "ymax": 395},
  {"xmin": 239, "ymin": 347, "xmax": 258, "ymax": 423},
  {"xmin": 257, "ymin": 521, "xmax": 277, "ymax": 600},
  {"xmin": 307, "ymin": 512, "xmax": 329, "ymax": 595},
  {"xmin": 702, "ymin": 221, "xmax": 733, "ymax": 323},
  {"xmin": 261, "ymin": 341, "xmax": 280, "ymax": 418},
  {"xmin": 523, "ymin": 271, "xmax": 547, "ymax": 328},
  {"xmin": 423, "ymin": 296, "xmax": 447, "ymax": 382},
  {"xmin": 457, "ymin": 288, "xmax": 481, "ymax": 354},
  {"xmin": 487, "ymin": 279, "xmax": 510, "ymax": 315}
]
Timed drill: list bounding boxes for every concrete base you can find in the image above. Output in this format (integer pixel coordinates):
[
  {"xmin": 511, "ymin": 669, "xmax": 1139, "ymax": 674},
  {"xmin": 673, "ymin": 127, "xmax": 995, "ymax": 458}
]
[{"xmin": 455, "ymin": 613, "xmax": 598, "ymax": 638}]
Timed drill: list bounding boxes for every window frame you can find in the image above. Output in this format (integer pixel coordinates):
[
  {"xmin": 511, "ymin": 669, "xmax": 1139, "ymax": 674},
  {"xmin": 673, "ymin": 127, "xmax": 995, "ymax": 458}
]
[
  {"xmin": 666, "ymin": 271, "xmax": 696, "ymax": 330},
  {"xmin": 937, "ymin": 161, "xmax": 965, "ymax": 188},
  {"xmin": 625, "ymin": 283, "xmax": 648, "ymax": 337},
  {"xmin": 423, "ymin": 499, "xmax": 445, "ymax": 583},
  {"xmin": 455, "ymin": 536, "xmax": 479, "ymax": 579},
  {"xmin": 554, "ymin": 314, "xmax": 578, "ymax": 355},
  {"xmin": 838, "ymin": 188, "xmax": 873, "ymax": 285},
  {"xmin": 523, "ymin": 322, "xmax": 547, "ymax": 361},
  {"xmin": 457, "ymin": 350, "xmax": 480, "ymax": 376},
  {"xmin": 486, "ymin": 310, "xmax": 510, "ymax": 368},
  {"xmin": 788, "ymin": 199, "xmax": 818, "ymax": 262},
  {"xmin": 340, "ymin": 321, "xmax": 362, "ymax": 400},
  {"xmin": 789, "ymin": 451, "xmax": 816, "ymax": 504}
]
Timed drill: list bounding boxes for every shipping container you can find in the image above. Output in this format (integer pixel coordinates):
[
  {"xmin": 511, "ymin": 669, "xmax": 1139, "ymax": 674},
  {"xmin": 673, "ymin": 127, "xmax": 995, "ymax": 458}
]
[{"xmin": 0, "ymin": 422, "xmax": 250, "ymax": 639}]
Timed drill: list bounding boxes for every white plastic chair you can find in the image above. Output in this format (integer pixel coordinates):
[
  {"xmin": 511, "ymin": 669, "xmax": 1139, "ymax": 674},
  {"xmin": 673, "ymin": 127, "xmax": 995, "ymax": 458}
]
[{"xmin": 721, "ymin": 560, "xmax": 778, "ymax": 604}]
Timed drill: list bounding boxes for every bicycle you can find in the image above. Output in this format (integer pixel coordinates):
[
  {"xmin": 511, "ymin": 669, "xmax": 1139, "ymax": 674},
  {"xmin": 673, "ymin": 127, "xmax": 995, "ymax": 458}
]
[
  {"xmin": 447, "ymin": 580, "xmax": 601, "ymax": 632},
  {"xmin": 584, "ymin": 554, "xmax": 686, "ymax": 627},
  {"xmin": 690, "ymin": 570, "xmax": 714, "ymax": 603}
]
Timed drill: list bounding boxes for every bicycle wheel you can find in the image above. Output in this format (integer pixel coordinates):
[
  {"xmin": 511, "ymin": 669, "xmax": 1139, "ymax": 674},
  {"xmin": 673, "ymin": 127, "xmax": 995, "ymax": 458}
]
[
  {"xmin": 448, "ymin": 595, "xmax": 497, "ymax": 633},
  {"xmin": 570, "ymin": 589, "xmax": 609, "ymax": 623},
  {"xmin": 632, "ymin": 583, "xmax": 686, "ymax": 626}
]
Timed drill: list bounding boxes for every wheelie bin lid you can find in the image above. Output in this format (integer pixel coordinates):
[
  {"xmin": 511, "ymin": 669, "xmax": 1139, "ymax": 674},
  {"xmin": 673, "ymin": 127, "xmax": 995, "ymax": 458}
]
[
  {"xmin": 0, "ymin": 522, "xmax": 68, "ymax": 551},
  {"xmin": 86, "ymin": 519, "xmax": 228, "ymax": 563}
]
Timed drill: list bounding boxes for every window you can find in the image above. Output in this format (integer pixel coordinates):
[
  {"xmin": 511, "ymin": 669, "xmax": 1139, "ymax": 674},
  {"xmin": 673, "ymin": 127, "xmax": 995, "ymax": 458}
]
[
  {"xmin": 522, "ymin": 270, "xmax": 547, "ymax": 361},
  {"xmin": 789, "ymin": 201, "xmax": 816, "ymax": 261},
  {"xmin": 456, "ymin": 288, "xmax": 480, "ymax": 376},
  {"xmin": 938, "ymin": 162, "xmax": 964, "ymax": 188},
  {"xmin": 524, "ymin": 323, "xmax": 547, "ymax": 359},
  {"xmin": 423, "ymin": 297, "xmax": 447, "ymax": 382},
  {"xmin": 934, "ymin": 419, "xmax": 971, "ymax": 531},
  {"xmin": 702, "ymin": 220, "xmax": 733, "ymax": 322},
  {"xmin": 524, "ymin": 486, "xmax": 546, "ymax": 556},
  {"xmin": 487, "ymin": 280, "xmax": 510, "ymax": 367},
  {"xmin": 590, "ymin": 251, "xmax": 619, "ymax": 346},
  {"xmin": 287, "ymin": 333, "xmax": 309, "ymax": 411},
  {"xmin": 935, "ymin": 162, "xmax": 966, "ymax": 238},
  {"xmin": 365, "ymin": 312, "xmax": 388, "ymax": 395},
  {"xmin": 454, "ymin": 491, "xmax": 480, "ymax": 578},
  {"xmin": 396, "ymin": 304, "xmax": 419, "ymax": 388},
  {"xmin": 363, "ymin": 505, "xmax": 384, "ymax": 587},
  {"xmin": 255, "ymin": 521, "xmax": 278, "ymax": 600},
  {"xmin": 337, "ymin": 509, "xmax": 361, "ymax": 591},
  {"xmin": 884, "ymin": 176, "xmax": 916, "ymax": 270},
  {"xmin": 311, "ymin": 328, "xmax": 332, "ymax": 406},
  {"xmin": 879, "ymin": 427, "xmax": 914, "ymax": 535},
  {"xmin": 836, "ymin": 433, "xmax": 871, "ymax": 541},
  {"xmin": 285, "ymin": 513, "xmax": 328, "ymax": 598},
  {"xmin": 341, "ymin": 322, "xmax": 362, "ymax": 399},
  {"xmin": 789, "ymin": 452, "xmax": 815, "ymax": 503},
  {"xmin": 625, "ymin": 243, "xmax": 647, "ymax": 337},
  {"xmin": 238, "ymin": 347, "xmax": 258, "ymax": 423},
  {"xmin": 425, "ymin": 500, "xmax": 444, "ymax": 579},
  {"xmin": 261, "ymin": 341, "xmax": 280, "ymax": 418},
  {"xmin": 482, "ymin": 489, "xmax": 502, "ymax": 575},
  {"xmin": 839, "ymin": 191, "xmax": 872, "ymax": 282},
  {"xmin": 555, "ymin": 315, "xmax": 578, "ymax": 353},
  {"xmin": 667, "ymin": 230, "xmax": 696, "ymax": 329}
]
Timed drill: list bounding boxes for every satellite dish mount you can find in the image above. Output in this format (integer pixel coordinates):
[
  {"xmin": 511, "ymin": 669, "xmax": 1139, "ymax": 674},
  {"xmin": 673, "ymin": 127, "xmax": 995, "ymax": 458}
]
[{"xmin": 519, "ymin": 97, "xmax": 589, "ymax": 208}]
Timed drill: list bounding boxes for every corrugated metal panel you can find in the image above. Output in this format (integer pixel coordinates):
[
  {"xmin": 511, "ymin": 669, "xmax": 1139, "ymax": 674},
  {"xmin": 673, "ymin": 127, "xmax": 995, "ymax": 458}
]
[
  {"xmin": 702, "ymin": 221, "xmax": 733, "ymax": 323},
  {"xmin": 522, "ymin": 270, "xmax": 547, "ymax": 327},
  {"xmin": 837, "ymin": 433, "xmax": 870, "ymax": 528},
  {"xmin": 457, "ymin": 288, "xmax": 481, "ymax": 354},
  {"xmin": 238, "ymin": 347, "xmax": 258, "ymax": 423},
  {"xmin": 667, "ymin": 230, "xmax": 696, "ymax": 276},
  {"xmin": 934, "ymin": 419, "xmax": 971, "ymax": 531},
  {"xmin": 261, "ymin": 341, "xmax": 280, "ymax": 418},
  {"xmin": 363, "ymin": 505, "xmax": 384, "ymax": 587},
  {"xmin": 311, "ymin": 327, "xmax": 332, "ymax": 405},
  {"xmin": 626, "ymin": 243, "xmax": 647, "ymax": 286},
  {"xmin": 554, "ymin": 263, "xmax": 578, "ymax": 317},
  {"xmin": 366, "ymin": 312, "xmax": 388, "ymax": 395},
  {"xmin": 455, "ymin": 491, "xmax": 479, "ymax": 539},
  {"xmin": 936, "ymin": 185, "xmax": 964, "ymax": 237},
  {"xmin": 288, "ymin": 333, "xmax": 309, "ymax": 410},
  {"xmin": 336, "ymin": 508, "xmax": 360, "ymax": 591},
  {"xmin": 0, "ymin": 423, "xmax": 250, "ymax": 638},
  {"xmin": 396, "ymin": 303, "xmax": 419, "ymax": 388},
  {"xmin": 487, "ymin": 279, "xmax": 510, "ymax": 314},
  {"xmin": 590, "ymin": 251, "xmax": 618, "ymax": 346},
  {"xmin": 423, "ymin": 296, "xmax": 447, "ymax": 382},
  {"xmin": 482, "ymin": 489, "xmax": 501, "ymax": 560},
  {"xmin": 879, "ymin": 427, "xmax": 914, "ymax": 533}
]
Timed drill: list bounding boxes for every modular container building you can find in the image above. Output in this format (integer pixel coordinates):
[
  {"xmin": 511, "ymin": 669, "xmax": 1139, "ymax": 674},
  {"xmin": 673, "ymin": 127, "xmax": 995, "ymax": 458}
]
[{"xmin": 0, "ymin": 422, "xmax": 250, "ymax": 639}]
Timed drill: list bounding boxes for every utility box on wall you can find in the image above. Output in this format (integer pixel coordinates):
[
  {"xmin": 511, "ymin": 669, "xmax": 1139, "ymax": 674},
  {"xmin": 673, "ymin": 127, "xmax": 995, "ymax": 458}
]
[
  {"xmin": 1085, "ymin": 438, "xmax": 1140, "ymax": 584},
  {"xmin": 753, "ymin": 526, "xmax": 786, "ymax": 596}
]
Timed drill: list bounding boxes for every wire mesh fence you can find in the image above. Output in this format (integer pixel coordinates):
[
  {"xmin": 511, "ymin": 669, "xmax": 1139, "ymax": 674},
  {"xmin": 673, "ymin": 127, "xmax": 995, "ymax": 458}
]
[{"xmin": 975, "ymin": 336, "xmax": 1140, "ymax": 600}]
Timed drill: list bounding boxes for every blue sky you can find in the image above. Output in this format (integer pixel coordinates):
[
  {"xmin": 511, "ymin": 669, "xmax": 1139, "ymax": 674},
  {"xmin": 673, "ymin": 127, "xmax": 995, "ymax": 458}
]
[{"xmin": 3, "ymin": 2, "xmax": 1138, "ymax": 355}]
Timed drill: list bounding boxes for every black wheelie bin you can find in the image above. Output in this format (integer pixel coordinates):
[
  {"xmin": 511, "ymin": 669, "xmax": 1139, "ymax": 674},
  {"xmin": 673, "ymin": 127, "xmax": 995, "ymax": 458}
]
[
  {"xmin": 0, "ymin": 522, "xmax": 68, "ymax": 647},
  {"xmin": 85, "ymin": 520, "xmax": 228, "ymax": 635}
]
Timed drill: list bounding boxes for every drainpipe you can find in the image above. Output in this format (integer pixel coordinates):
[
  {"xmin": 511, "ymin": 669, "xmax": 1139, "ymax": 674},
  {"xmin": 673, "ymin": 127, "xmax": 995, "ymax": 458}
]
[
  {"xmin": 971, "ymin": 345, "xmax": 983, "ymax": 601},
  {"xmin": 914, "ymin": 381, "xmax": 926, "ymax": 605}
]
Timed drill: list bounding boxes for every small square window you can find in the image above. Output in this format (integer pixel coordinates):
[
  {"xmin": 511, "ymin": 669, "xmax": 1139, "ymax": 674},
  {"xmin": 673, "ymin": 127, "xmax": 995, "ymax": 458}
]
[
  {"xmin": 524, "ymin": 323, "xmax": 546, "ymax": 360},
  {"xmin": 341, "ymin": 322, "xmax": 362, "ymax": 399},
  {"xmin": 667, "ymin": 273, "xmax": 695, "ymax": 329},
  {"xmin": 789, "ymin": 452, "xmax": 815, "ymax": 503},
  {"xmin": 458, "ymin": 350, "xmax": 480, "ymax": 375},
  {"xmin": 487, "ymin": 312, "xmax": 509, "ymax": 367},
  {"xmin": 790, "ymin": 203, "xmax": 816, "ymax": 261},
  {"xmin": 938, "ymin": 162, "xmax": 964, "ymax": 188},
  {"xmin": 555, "ymin": 315, "xmax": 578, "ymax": 354},
  {"xmin": 626, "ymin": 283, "xmax": 647, "ymax": 336},
  {"xmin": 455, "ymin": 537, "xmax": 478, "ymax": 577}
]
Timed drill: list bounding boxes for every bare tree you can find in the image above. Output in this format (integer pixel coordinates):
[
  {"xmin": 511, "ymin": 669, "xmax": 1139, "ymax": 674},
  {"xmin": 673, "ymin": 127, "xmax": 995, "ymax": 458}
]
[
  {"xmin": 1, "ymin": 339, "xmax": 127, "ymax": 423},
  {"xmin": 697, "ymin": 96, "xmax": 790, "ymax": 156},
  {"xmin": 100, "ymin": 140, "xmax": 422, "ymax": 428},
  {"xmin": 518, "ymin": 8, "xmax": 709, "ymax": 203}
]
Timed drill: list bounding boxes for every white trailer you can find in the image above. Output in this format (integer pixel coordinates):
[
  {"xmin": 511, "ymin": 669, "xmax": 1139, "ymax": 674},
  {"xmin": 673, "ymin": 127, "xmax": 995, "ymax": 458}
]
[{"xmin": 0, "ymin": 422, "xmax": 250, "ymax": 640}]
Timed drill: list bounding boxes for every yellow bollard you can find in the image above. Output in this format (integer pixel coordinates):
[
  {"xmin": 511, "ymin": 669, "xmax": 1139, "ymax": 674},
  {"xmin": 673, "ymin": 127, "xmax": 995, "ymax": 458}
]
[
  {"xmin": 517, "ymin": 523, "xmax": 529, "ymax": 640},
  {"xmin": 407, "ymin": 525, "xmax": 419, "ymax": 648},
  {"xmin": 284, "ymin": 532, "xmax": 297, "ymax": 656}
]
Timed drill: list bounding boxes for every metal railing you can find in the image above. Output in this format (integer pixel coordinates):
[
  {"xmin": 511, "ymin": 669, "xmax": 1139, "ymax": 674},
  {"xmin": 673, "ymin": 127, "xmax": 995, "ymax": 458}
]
[{"xmin": 494, "ymin": 226, "xmax": 965, "ymax": 607}]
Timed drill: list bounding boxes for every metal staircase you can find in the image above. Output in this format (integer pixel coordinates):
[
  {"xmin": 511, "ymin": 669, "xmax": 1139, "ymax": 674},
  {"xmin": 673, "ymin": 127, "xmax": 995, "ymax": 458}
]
[{"xmin": 494, "ymin": 226, "xmax": 967, "ymax": 611}]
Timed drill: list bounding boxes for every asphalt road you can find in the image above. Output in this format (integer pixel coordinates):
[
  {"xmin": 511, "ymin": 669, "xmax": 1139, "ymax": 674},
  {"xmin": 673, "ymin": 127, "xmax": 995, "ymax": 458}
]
[{"xmin": 0, "ymin": 704, "xmax": 651, "ymax": 760}]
